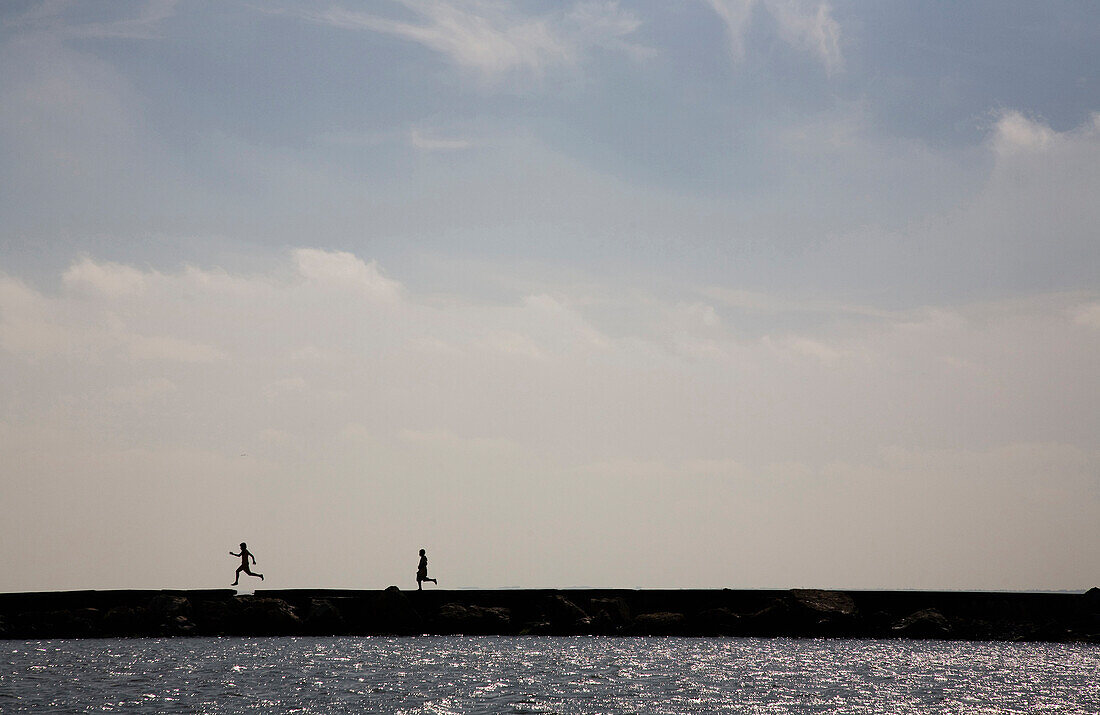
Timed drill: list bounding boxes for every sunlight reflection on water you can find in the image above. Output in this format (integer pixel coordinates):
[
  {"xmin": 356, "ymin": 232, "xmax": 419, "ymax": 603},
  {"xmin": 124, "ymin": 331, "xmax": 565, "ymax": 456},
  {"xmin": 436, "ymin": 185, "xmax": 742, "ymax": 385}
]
[{"xmin": 3, "ymin": 636, "xmax": 1099, "ymax": 713}]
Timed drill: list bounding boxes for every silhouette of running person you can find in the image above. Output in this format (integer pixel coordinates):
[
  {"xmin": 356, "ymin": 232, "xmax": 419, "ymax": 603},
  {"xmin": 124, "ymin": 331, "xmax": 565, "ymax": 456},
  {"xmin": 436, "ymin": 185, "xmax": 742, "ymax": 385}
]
[
  {"xmin": 230, "ymin": 542, "xmax": 264, "ymax": 585},
  {"xmin": 416, "ymin": 548, "xmax": 437, "ymax": 590}
]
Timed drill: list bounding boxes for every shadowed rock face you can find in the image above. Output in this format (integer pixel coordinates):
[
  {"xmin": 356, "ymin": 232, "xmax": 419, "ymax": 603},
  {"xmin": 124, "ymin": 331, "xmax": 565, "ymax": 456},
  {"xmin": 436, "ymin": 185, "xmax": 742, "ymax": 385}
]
[
  {"xmin": 632, "ymin": 612, "xmax": 687, "ymax": 635},
  {"xmin": 304, "ymin": 599, "xmax": 346, "ymax": 635},
  {"xmin": 892, "ymin": 609, "xmax": 952, "ymax": 639},
  {"xmin": 435, "ymin": 604, "xmax": 512, "ymax": 634},
  {"xmin": 1, "ymin": 588, "xmax": 1098, "ymax": 642}
]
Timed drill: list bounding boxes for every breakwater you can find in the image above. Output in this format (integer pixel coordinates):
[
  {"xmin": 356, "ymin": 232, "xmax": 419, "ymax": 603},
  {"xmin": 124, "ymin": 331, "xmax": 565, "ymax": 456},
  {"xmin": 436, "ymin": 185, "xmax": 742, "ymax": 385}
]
[{"xmin": 2, "ymin": 588, "xmax": 1099, "ymax": 642}]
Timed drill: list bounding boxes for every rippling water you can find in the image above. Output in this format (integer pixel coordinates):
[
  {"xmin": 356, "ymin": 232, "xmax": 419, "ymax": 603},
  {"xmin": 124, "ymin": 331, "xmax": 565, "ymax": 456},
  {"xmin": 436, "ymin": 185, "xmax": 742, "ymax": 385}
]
[{"xmin": 3, "ymin": 636, "xmax": 1099, "ymax": 713}]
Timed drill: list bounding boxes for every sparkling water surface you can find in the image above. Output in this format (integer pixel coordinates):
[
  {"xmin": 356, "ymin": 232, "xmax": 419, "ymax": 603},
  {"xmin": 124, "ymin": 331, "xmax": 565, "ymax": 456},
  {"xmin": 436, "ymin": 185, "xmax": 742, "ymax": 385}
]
[{"xmin": 3, "ymin": 636, "xmax": 1098, "ymax": 713}]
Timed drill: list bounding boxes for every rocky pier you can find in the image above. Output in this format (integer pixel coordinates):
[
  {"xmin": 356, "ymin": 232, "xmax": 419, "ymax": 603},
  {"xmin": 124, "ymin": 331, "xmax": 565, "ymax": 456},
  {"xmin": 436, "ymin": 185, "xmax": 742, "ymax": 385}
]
[{"xmin": 2, "ymin": 588, "xmax": 1100, "ymax": 642}]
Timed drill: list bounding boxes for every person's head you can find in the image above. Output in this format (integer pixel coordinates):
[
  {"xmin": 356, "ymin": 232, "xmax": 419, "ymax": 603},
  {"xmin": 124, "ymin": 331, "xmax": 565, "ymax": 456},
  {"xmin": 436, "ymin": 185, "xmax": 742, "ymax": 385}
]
[
  {"xmin": 419, "ymin": 549, "xmax": 425, "ymax": 556},
  {"xmin": 240, "ymin": 542, "xmax": 247, "ymax": 549}
]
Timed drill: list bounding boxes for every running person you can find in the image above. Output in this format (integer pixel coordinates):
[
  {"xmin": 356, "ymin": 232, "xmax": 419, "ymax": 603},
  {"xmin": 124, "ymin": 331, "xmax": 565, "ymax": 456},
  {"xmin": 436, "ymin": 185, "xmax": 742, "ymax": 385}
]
[
  {"xmin": 230, "ymin": 542, "xmax": 264, "ymax": 585},
  {"xmin": 416, "ymin": 548, "xmax": 437, "ymax": 590}
]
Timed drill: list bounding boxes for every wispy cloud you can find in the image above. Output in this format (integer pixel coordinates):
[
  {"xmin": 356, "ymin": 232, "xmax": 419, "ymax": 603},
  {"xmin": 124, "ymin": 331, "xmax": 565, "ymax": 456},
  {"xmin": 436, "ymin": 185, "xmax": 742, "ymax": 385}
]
[
  {"xmin": 281, "ymin": 0, "xmax": 647, "ymax": 83},
  {"xmin": 702, "ymin": 0, "xmax": 756, "ymax": 62},
  {"xmin": 704, "ymin": 0, "xmax": 842, "ymax": 73},
  {"xmin": 7, "ymin": 0, "xmax": 178, "ymax": 40}
]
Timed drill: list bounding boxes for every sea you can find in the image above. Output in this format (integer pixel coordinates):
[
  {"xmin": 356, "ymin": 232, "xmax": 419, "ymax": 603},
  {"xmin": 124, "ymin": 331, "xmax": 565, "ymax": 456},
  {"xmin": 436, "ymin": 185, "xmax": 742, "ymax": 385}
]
[{"xmin": 3, "ymin": 636, "xmax": 1098, "ymax": 713}]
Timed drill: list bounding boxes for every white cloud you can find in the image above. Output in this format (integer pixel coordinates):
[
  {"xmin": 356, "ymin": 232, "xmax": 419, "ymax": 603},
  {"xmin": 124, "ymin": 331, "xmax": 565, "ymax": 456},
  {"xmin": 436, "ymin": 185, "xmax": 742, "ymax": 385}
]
[
  {"xmin": 287, "ymin": 0, "xmax": 647, "ymax": 84},
  {"xmin": 990, "ymin": 110, "xmax": 1058, "ymax": 156},
  {"xmin": 703, "ymin": 0, "xmax": 757, "ymax": 61},
  {"xmin": 2, "ymin": 252, "xmax": 1099, "ymax": 590},
  {"xmin": 63, "ymin": 257, "xmax": 151, "ymax": 297},
  {"xmin": 705, "ymin": 0, "xmax": 842, "ymax": 73},
  {"xmin": 293, "ymin": 248, "xmax": 403, "ymax": 300}
]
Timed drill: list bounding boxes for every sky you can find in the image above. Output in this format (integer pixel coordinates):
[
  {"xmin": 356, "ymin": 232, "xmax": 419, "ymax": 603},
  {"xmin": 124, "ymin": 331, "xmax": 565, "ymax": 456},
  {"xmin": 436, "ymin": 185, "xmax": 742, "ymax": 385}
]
[{"xmin": 1, "ymin": 0, "xmax": 1099, "ymax": 592}]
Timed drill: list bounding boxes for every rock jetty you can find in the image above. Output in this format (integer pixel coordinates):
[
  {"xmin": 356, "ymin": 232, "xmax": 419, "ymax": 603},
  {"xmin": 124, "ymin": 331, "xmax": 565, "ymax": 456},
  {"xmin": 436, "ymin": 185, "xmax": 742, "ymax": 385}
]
[{"xmin": 2, "ymin": 588, "xmax": 1099, "ymax": 642}]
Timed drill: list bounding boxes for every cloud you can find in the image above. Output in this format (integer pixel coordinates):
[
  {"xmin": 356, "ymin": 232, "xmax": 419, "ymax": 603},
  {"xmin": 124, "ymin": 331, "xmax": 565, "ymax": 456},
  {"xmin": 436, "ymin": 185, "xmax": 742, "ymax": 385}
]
[
  {"xmin": 62, "ymin": 257, "xmax": 151, "ymax": 297},
  {"xmin": 989, "ymin": 110, "xmax": 1058, "ymax": 156},
  {"xmin": 765, "ymin": 0, "xmax": 842, "ymax": 74},
  {"xmin": 2, "ymin": 251, "xmax": 1098, "ymax": 590},
  {"xmin": 284, "ymin": 0, "xmax": 647, "ymax": 84},
  {"xmin": 6, "ymin": 0, "xmax": 179, "ymax": 40},
  {"xmin": 704, "ymin": 0, "xmax": 842, "ymax": 73},
  {"xmin": 293, "ymin": 248, "xmax": 403, "ymax": 300},
  {"xmin": 702, "ymin": 0, "xmax": 756, "ymax": 61}
]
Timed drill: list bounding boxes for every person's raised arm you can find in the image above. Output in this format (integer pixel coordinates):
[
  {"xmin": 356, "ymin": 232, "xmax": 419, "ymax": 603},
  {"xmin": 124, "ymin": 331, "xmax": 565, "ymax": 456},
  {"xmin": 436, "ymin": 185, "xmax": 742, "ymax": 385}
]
[{"xmin": 230, "ymin": 551, "xmax": 240, "ymax": 557}]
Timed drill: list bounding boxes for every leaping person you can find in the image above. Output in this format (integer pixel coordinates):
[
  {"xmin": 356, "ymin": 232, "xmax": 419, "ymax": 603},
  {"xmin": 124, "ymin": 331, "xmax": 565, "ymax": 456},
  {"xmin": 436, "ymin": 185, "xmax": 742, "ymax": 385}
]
[
  {"xmin": 230, "ymin": 542, "xmax": 264, "ymax": 585},
  {"xmin": 416, "ymin": 548, "xmax": 437, "ymax": 590}
]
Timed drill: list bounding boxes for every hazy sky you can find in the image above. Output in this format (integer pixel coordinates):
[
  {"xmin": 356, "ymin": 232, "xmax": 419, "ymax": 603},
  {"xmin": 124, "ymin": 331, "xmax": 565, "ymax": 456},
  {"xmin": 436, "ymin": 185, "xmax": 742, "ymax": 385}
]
[{"xmin": 2, "ymin": 1, "xmax": 1099, "ymax": 592}]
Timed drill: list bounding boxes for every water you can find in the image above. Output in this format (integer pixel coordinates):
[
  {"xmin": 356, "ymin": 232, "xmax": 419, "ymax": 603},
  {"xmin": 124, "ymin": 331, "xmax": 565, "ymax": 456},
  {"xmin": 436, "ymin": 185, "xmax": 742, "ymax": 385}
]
[{"xmin": 3, "ymin": 636, "xmax": 1098, "ymax": 713}]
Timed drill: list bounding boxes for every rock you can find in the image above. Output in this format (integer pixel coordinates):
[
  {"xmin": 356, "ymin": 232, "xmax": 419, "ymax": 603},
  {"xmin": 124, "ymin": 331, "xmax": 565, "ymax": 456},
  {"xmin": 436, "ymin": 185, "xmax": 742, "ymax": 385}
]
[
  {"xmin": 149, "ymin": 595, "xmax": 195, "ymax": 635},
  {"xmin": 151, "ymin": 595, "xmax": 191, "ymax": 618},
  {"xmin": 1082, "ymin": 588, "xmax": 1100, "ymax": 613},
  {"xmin": 588, "ymin": 597, "xmax": 632, "ymax": 634},
  {"xmin": 436, "ymin": 603, "xmax": 512, "ymax": 634},
  {"xmin": 359, "ymin": 586, "xmax": 423, "ymax": 635},
  {"xmin": 693, "ymin": 607, "xmax": 740, "ymax": 635},
  {"xmin": 790, "ymin": 589, "xmax": 859, "ymax": 634},
  {"xmin": 740, "ymin": 599, "xmax": 794, "ymax": 636},
  {"xmin": 195, "ymin": 599, "xmax": 240, "ymax": 635},
  {"xmin": 791, "ymin": 589, "xmax": 856, "ymax": 617},
  {"xmin": 891, "ymin": 609, "xmax": 952, "ymax": 639},
  {"xmin": 102, "ymin": 605, "xmax": 154, "ymax": 636},
  {"xmin": 541, "ymin": 595, "xmax": 589, "ymax": 633},
  {"xmin": 518, "ymin": 621, "xmax": 553, "ymax": 635},
  {"xmin": 304, "ymin": 598, "xmax": 346, "ymax": 634},
  {"xmin": 19, "ymin": 608, "xmax": 102, "ymax": 638},
  {"xmin": 236, "ymin": 597, "xmax": 302, "ymax": 636},
  {"xmin": 633, "ymin": 612, "xmax": 687, "ymax": 635},
  {"xmin": 589, "ymin": 597, "xmax": 631, "ymax": 625}
]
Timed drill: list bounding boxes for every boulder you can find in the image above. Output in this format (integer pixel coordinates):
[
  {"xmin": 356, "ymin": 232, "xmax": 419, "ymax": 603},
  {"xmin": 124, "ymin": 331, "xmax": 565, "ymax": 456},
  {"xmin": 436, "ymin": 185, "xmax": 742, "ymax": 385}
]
[
  {"xmin": 195, "ymin": 599, "xmax": 240, "ymax": 635},
  {"xmin": 1082, "ymin": 587, "xmax": 1100, "ymax": 613},
  {"xmin": 790, "ymin": 589, "xmax": 859, "ymax": 634},
  {"xmin": 102, "ymin": 605, "xmax": 154, "ymax": 636},
  {"xmin": 236, "ymin": 597, "xmax": 302, "ymax": 636},
  {"xmin": 791, "ymin": 589, "xmax": 856, "ymax": 617},
  {"xmin": 693, "ymin": 607, "xmax": 740, "ymax": 636},
  {"xmin": 18, "ymin": 608, "xmax": 102, "ymax": 638},
  {"xmin": 436, "ymin": 603, "xmax": 512, "ymax": 634},
  {"xmin": 304, "ymin": 598, "xmax": 346, "ymax": 634},
  {"xmin": 359, "ymin": 586, "xmax": 423, "ymax": 635},
  {"xmin": 588, "ymin": 597, "xmax": 632, "ymax": 634},
  {"xmin": 589, "ymin": 597, "xmax": 631, "ymax": 625},
  {"xmin": 149, "ymin": 595, "xmax": 195, "ymax": 635},
  {"xmin": 632, "ymin": 612, "xmax": 687, "ymax": 635},
  {"xmin": 541, "ymin": 594, "xmax": 590, "ymax": 633},
  {"xmin": 739, "ymin": 599, "xmax": 795, "ymax": 636},
  {"xmin": 891, "ymin": 609, "xmax": 952, "ymax": 639},
  {"xmin": 150, "ymin": 595, "xmax": 190, "ymax": 619}
]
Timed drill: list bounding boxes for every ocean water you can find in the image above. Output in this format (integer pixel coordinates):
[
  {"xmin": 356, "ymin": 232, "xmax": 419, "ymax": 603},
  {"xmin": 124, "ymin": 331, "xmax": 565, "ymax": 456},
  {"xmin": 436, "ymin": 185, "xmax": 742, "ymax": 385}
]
[{"xmin": 3, "ymin": 636, "xmax": 1098, "ymax": 714}]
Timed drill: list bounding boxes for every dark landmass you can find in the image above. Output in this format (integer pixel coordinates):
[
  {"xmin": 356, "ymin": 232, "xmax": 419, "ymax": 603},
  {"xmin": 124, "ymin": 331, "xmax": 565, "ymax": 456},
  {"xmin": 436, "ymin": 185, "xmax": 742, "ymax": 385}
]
[{"xmin": 3, "ymin": 588, "xmax": 1100, "ymax": 642}]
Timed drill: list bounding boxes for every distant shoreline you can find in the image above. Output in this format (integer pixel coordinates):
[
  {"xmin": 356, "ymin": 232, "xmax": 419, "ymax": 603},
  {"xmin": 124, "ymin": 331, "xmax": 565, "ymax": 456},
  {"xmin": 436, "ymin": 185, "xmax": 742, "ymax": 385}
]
[{"xmin": 3, "ymin": 588, "xmax": 1099, "ymax": 642}]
